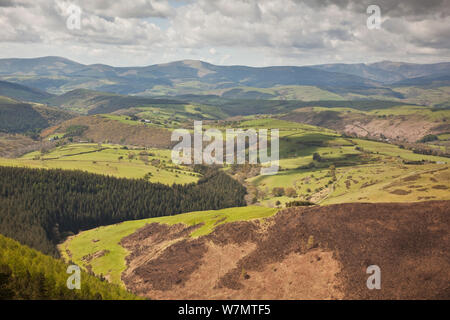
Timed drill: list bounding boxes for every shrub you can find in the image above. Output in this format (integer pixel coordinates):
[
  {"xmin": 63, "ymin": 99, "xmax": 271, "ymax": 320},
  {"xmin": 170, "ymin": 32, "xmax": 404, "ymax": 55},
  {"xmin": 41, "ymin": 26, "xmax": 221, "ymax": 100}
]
[
  {"xmin": 285, "ymin": 200, "xmax": 315, "ymax": 207},
  {"xmin": 312, "ymin": 152, "xmax": 322, "ymax": 162},
  {"xmin": 272, "ymin": 187, "xmax": 285, "ymax": 197},
  {"xmin": 285, "ymin": 187, "xmax": 297, "ymax": 198}
]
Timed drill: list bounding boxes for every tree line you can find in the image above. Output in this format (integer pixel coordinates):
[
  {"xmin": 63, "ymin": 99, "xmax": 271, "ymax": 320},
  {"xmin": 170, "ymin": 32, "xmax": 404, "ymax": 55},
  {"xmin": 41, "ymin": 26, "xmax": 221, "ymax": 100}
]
[{"xmin": 0, "ymin": 165, "xmax": 246, "ymax": 256}]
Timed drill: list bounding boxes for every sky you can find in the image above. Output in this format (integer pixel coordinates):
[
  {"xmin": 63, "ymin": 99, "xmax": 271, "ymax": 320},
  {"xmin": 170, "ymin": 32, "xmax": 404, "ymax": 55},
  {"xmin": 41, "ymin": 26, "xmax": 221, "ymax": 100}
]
[{"xmin": 0, "ymin": 0, "xmax": 449, "ymax": 67}]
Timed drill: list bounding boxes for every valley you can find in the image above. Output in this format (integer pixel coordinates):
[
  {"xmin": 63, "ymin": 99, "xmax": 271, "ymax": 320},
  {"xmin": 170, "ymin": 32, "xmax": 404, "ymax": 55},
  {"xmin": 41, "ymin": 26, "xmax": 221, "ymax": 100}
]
[{"xmin": 0, "ymin": 57, "xmax": 449, "ymax": 301}]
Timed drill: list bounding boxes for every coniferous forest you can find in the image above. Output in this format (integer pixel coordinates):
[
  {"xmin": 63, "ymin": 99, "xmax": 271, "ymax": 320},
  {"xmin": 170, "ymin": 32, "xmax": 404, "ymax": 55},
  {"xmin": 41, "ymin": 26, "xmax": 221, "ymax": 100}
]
[
  {"xmin": 0, "ymin": 234, "xmax": 138, "ymax": 299},
  {"xmin": 0, "ymin": 166, "xmax": 247, "ymax": 256}
]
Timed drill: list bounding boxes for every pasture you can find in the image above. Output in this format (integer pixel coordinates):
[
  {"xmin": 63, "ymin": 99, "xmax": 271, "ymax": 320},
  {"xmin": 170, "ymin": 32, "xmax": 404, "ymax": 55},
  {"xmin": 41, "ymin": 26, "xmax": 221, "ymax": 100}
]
[{"xmin": 0, "ymin": 143, "xmax": 199, "ymax": 185}]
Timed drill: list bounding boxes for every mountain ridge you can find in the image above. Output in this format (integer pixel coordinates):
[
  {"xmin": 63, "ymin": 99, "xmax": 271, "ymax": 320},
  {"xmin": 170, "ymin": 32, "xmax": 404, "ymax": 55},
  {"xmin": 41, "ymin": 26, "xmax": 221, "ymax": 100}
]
[{"xmin": 0, "ymin": 56, "xmax": 449, "ymax": 99}]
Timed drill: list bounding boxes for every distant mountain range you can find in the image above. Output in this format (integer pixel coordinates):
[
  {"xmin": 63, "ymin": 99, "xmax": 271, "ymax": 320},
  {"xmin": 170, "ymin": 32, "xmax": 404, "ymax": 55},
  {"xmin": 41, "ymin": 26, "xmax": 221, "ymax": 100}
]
[
  {"xmin": 312, "ymin": 60, "xmax": 450, "ymax": 84},
  {"xmin": 0, "ymin": 57, "xmax": 448, "ymax": 99}
]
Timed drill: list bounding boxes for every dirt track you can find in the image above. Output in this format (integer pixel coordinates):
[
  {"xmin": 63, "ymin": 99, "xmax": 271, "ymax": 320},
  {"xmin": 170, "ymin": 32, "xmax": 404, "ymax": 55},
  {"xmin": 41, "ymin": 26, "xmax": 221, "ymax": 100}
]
[{"xmin": 120, "ymin": 201, "xmax": 450, "ymax": 299}]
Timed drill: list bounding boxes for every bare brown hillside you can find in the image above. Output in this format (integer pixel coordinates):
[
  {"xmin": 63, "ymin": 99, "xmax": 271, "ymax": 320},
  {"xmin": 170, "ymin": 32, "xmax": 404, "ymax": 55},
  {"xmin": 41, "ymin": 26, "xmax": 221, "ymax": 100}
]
[
  {"xmin": 50, "ymin": 116, "xmax": 173, "ymax": 148},
  {"xmin": 281, "ymin": 107, "xmax": 448, "ymax": 142},
  {"xmin": 120, "ymin": 201, "xmax": 450, "ymax": 300},
  {"xmin": 0, "ymin": 133, "xmax": 40, "ymax": 157}
]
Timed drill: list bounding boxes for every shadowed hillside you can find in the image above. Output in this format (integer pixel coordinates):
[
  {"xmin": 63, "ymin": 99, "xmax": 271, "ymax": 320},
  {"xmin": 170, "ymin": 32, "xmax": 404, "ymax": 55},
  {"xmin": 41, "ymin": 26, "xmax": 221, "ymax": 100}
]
[{"xmin": 0, "ymin": 96, "xmax": 74, "ymax": 134}]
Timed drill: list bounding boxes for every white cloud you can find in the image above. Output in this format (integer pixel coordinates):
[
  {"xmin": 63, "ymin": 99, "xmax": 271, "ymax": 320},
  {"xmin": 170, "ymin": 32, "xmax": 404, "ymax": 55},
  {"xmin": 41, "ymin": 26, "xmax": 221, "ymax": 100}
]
[{"xmin": 0, "ymin": 0, "xmax": 448, "ymax": 66}]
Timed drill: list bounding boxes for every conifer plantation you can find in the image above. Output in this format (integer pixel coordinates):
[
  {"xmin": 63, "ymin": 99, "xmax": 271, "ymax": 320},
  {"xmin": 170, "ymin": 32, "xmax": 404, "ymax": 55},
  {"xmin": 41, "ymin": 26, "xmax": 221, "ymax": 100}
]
[
  {"xmin": 0, "ymin": 166, "xmax": 246, "ymax": 256},
  {"xmin": 0, "ymin": 234, "xmax": 137, "ymax": 299}
]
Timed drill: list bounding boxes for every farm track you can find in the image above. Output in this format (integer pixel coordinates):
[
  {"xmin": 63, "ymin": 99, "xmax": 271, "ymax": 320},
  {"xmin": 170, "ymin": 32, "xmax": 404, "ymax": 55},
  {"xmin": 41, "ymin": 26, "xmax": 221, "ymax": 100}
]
[{"xmin": 40, "ymin": 147, "xmax": 108, "ymax": 160}]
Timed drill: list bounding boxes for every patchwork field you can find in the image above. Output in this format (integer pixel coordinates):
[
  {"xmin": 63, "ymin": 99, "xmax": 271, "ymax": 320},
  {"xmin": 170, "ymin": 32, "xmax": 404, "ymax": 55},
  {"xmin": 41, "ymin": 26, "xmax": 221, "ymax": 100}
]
[
  {"xmin": 105, "ymin": 103, "xmax": 228, "ymax": 129},
  {"xmin": 322, "ymin": 163, "xmax": 450, "ymax": 204},
  {"xmin": 0, "ymin": 143, "xmax": 199, "ymax": 184},
  {"xmin": 237, "ymin": 118, "xmax": 449, "ymax": 207}
]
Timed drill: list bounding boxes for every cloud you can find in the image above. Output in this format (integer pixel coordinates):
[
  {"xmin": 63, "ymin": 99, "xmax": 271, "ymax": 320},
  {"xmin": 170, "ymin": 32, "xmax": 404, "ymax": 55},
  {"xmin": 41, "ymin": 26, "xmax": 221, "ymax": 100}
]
[
  {"xmin": 0, "ymin": 0, "xmax": 449, "ymax": 66},
  {"xmin": 0, "ymin": 0, "xmax": 15, "ymax": 7},
  {"xmin": 81, "ymin": 0, "xmax": 174, "ymax": 18},
  {"xmin": 299, "ymin": 0, "xmax": 450, "ymax": 18}
]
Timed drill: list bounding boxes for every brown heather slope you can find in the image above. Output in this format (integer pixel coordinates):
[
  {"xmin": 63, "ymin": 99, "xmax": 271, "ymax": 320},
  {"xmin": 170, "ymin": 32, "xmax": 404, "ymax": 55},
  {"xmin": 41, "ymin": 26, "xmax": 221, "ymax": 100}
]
[
  {"xmin": 53, "ymin": 115, "xmax": 173, "ymax": 148},
  {"xmin": 120, "ymin": 201, "xmax": 449, "ymax": 300},
  {"xmin": 281, "ymin": 107, "xmax": 449, "ymax": 142}
]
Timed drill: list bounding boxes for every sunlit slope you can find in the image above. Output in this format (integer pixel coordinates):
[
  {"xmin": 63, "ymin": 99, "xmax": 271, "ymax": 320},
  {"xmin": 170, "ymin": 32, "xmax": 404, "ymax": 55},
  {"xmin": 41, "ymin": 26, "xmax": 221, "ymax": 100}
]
[
  {"xmin": 0, "ymin": 234, "xmax": 139, "ymax": 299},
  {"xmin": 0, "ymin": 143, "xmax": 199, "ymax": 185},
  {"xmin": 59, "ymin": 206, "xmax": 277, "ymax": 285},
  {"xmin": 236, "ymin": 118, "xmax": 449, "ymax": 207}
]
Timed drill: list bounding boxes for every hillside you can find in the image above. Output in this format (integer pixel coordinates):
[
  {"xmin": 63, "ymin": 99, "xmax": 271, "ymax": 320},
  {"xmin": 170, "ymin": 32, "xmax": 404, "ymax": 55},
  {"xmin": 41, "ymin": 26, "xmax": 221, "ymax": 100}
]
[
  {"xmin": 0, "ymin": 56, "xmax": 401, "ymax": 97},
  {"xmin": 47, "ymin": 89, "xmax": 184, "ymax": 114},
  {"xmin": 0, "ymin": 166, "xmax": 246, "ymax": 256},
  {"xmin": 0, "ymin": 234, "xmax": 137, "ymax": 299},
  {"xmin": 392, "ymin": 73, "xmax": 450, "ymax": 87},
  {"xmin": 0, "ymin": 96, "xmax": 74, "ymax": 134},
  {"xmin": 0, "ymin": 133, "xmax": 39, "ymax": 158},
  {"xmin": 0, "ymin": 56, "xmax": 84, "ymax": 77},
  {"xmin": 1, "ymin": 143, "xmax": 200, "ymax": 184},
  {"xmin": 0, "ymin": 80, "xmax": 53, "ymax": 103},
  {"xmin": 60, "ymin": 206, "xmax": 277, "ymax": 285},
  {"xmin": 312, "ymin": 61, "xmax": 450, "ymax": 84},
  {"xmin": 1, "ymin": 57, "xmax": 449, "ymax": 105},
  {"xmin": 61, "ymin": 201, "xmax": 450, "ymax": 299},
  {"xmin": 46, "ymin": 115, "xmax": 173, "ymax": 148},
  {"xmin": 281, "ymin": 105, "xmax": 450, "ymax": 143}
]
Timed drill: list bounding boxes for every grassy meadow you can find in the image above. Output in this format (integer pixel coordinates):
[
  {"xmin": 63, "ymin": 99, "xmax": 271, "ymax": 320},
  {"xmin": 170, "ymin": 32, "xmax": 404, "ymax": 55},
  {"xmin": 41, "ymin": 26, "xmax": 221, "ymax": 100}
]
[{"xmin": 0, "ymin": 143, "xmax": 199, "ymax": 184}]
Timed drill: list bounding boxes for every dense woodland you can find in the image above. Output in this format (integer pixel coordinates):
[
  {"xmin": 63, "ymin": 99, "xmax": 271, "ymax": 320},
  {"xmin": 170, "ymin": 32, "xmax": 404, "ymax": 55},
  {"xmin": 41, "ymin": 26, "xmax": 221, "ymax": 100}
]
[
  {"xmin": 0, "ymin": 166, "xmax": 246, "ymax": 256},
  {"xmin": 0, "ymin": 234, "xmax": 137, "ymax": 299},
  {"xmin": 0, "ymin": 102, "xmax": 49, "ymax": 134}
]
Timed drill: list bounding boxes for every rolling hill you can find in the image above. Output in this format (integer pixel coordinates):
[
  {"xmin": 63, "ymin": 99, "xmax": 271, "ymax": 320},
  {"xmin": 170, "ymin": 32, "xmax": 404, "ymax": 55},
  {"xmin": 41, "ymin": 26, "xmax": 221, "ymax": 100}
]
[
  {"xmin": 312, "ymin": 61, "xmax": 450, "ymax": 84},
  {"xmin": 391, "ymin": 73, "xmax": 450, "ymax": 87},
  {"xmin": 0, "ymin": 96, "xmax": 74, "ymax": 134},
  {"xmin": 44, "ymin": 115, "xmax": 174, "ymax": 148},
  {"xmin": 47, "ymin": 89, "xmax": 184, "ymax": 114},
  {"xmin": 280, "ymin": 105, "xmax": 450, "ymax": 143},
  {"xmin": 0, "ymin": 80, "xmax": 53, "ymax": 103},
  {"xmin": 1, "ymin": 57, "xmax": 449, "ymax": 104},
  {"xmin": 0, "ymin": 56, "xmax": 410, "ymax": 98}
]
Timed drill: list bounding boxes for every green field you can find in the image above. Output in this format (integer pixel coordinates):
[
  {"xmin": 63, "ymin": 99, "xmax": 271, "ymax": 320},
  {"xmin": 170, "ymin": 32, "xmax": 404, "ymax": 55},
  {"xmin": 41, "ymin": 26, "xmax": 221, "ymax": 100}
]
[
  {"xmin": 59, "ymin": 206, "xmax": 277, "ymax": 285},
  {"xmin": 300, "ymin": 104, "xmax": 450, "ymax": 122},
  {"xmin": 0, "ymin": 143, "xmax": 199, "ymax": 184},
  {"xmin": 392, "ymin": 86, "xmax": 450, "ymax": 106},
  {"xmin": 237, "ymin": 117, "xmax": 449, "ymax": 207},
  {"xmin": 207, "ymin": 85, "xmax": 346, "ymax": 101},
  {"xmin": 322, "ymin": 163, "xmax": 450, "ymax": 204},
  {"xmin": 252, "ymin": 162, "xmax": 450, "ymax": 207},
  {"xmin": 202, "ymin": 115, "xmax": 450, "ymax": 207}
]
